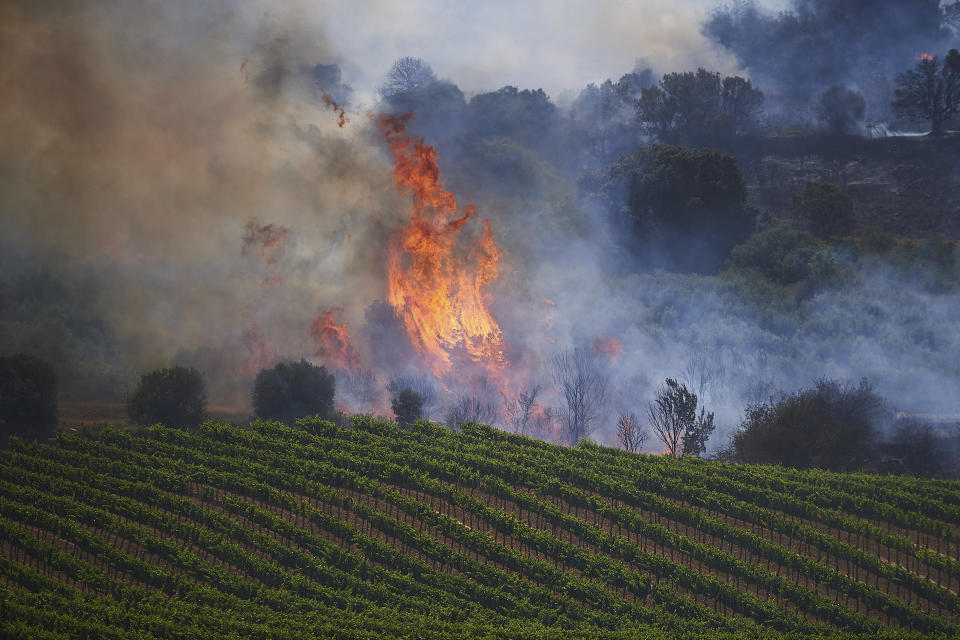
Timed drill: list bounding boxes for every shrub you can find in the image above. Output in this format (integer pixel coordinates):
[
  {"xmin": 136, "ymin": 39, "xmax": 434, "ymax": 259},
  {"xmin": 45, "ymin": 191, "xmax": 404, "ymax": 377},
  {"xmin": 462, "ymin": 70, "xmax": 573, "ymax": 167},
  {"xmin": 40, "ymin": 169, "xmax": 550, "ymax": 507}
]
[
  {"xmin": 252, "ymin": 359, "xmax": 335, "ymax": 424},
  {"xmin": 731, "ymin": 378, "xmax": 886, "ymax": 471},
  {"xmin": 391, "ymin": 388, "xmax": 423, "ymax": 430},
  {"xmin": 127, "ymin": 366, "xmax": 206, "ymax": 429},
  {"xmin": 728, "ymin": 223, "xmax": 823, "ymax": 285},
  {"xmin": 0, "ymin": 353, "xmax": 58, "ymax": 445}
]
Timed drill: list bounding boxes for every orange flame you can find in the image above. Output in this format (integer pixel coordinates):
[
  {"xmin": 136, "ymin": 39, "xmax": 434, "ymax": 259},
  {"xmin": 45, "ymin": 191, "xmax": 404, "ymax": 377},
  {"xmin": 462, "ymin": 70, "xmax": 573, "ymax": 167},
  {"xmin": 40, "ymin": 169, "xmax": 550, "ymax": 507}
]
[
  {"xmin": 322, "ymin": 95, "xmax": 348, "ymax": 128},
  {"xmin": 378, "ymin": 113, "xmax": 508, "ymax": 381},
  {"xmin": 312, "ymin": 307, "xmax": 363, "ymax": 372},
  {"xmin": 915, "ymin": 53, "xmax": 935, "ymax": 61},
  {"xmin": 236, "ymin": 323, "xmax": 275, "ymax": 376},
  {"xmin": 593, "ymin": 336, "xmax": 623, "ymax": 363}
]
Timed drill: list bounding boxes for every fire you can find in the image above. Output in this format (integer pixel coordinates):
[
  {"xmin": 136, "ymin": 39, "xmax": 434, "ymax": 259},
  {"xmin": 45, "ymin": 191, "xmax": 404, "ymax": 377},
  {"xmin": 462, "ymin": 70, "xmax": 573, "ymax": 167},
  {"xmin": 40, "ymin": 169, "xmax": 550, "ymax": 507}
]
[
  {"xmin": 915, "ymin": 53, "xmax": 935, "ymax": 61},
  {"xmin": 242, "ymin": 221, "xmax": 289, "ymax": 287},
  {"xmin": 312, "ymin": 307, "xmax": 363, "ymax": 372},
  {"xmin": 592, "ymin": 336, "xmax": 623, "ymax": 363},
  {"xmin": 378, "ymin": 113, "xmax": 508, "ymax": 381},
  {"xmin": 322, "ymin": 95, "xmax": 348, "ymax": 128},
  {"xmin": 237, "ymin": 323, "xmax": 275, "ymax": 375}
]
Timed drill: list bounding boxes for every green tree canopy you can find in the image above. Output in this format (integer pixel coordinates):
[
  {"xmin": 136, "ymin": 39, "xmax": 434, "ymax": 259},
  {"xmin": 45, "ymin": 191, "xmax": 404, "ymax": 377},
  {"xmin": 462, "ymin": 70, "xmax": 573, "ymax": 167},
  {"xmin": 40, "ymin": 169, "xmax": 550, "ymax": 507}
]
[
  {"xmin": 0, "ymin": 353, "xmax": 58, "ymax": 445},
  {"xmin": 391, "ymin": 388, "xmax": 423, "ymax": 430},
  {"xmin": 127, "ymin": 366, "xmax": 206, "ymax": 429},
  {"xmin": 252, "ymin": 359, "xmax": 335, "ymax": 425}
]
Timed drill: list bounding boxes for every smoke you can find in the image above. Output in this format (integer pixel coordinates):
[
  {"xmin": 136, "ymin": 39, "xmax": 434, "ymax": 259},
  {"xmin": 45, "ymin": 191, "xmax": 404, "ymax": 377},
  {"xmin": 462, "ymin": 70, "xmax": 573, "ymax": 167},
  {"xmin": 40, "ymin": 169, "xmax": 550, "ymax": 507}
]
[
  {"xmin": 3, "ymin": 0, "xmax": 958, "ymax": 464},
  {"xmin": 0, "ymin": 0, "xmax": 403, "ymax": 405},
  {"xmin": 703, "ymin": 0, "xmax": 956, "ymax": 122}
]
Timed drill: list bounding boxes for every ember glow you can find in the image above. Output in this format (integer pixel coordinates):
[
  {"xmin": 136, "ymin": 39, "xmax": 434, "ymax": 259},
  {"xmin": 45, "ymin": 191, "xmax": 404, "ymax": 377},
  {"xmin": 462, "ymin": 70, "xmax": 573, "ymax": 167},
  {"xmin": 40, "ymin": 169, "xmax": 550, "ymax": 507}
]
[
  {"xmin": 378, "ymin": 114, "xmax": 509, "ymax": 383},
  {"xmin": 915, "ymin": 52, "xmax": 935, "ymax": 61}
]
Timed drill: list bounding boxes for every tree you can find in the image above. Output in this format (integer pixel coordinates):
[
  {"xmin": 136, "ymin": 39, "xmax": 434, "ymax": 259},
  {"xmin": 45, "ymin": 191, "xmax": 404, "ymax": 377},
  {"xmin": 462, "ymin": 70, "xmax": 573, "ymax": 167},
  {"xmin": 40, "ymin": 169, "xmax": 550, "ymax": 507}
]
[
  {"xmin": 379, "ymin": 57, "xmax": 437, "ymax": 98},
  {"xmin": 252, "ymin": 359, "xmax": 335, "ymax": 424},
  {"xmin": 387, "ymin": 374, "xmax": 438, "ymax": 419},
  {"xmin": 503, "ymin": 385, "xmax": 540, "ymax": 436},
  {"xmin": 0, "ymin": 354, "xmax": 58, "ymax": 445},
  {"xmin": 730, "ymin": 378, "xmax": 885, "ymax": 471},
  {"xmin": 789, "ymin": 181, "xmax": 855, "ymax": 239},
  {"xmin": 883, "ymin": 420, "xmax": 946, "ymax": 477},
  {"xmin": 445, "ymin": 394, "xmax": 497, "ymax": 430},
  {"xmin": 816, "ymin": 85, "xmax": 866, "ymax": 134},
  {"xmin": 391, "ymin": 388, "xmax": 423, "ymax": 430},
  {"xmin": 647, "ymin": 378, "xmax": 715, "ymax": 457},
  {"xmin": 602, "ymin": 145, "xmax": 755, "ymax": 273},
  {"xmin": 637, "ymin": 68, "xmax": 763, "ymax": 144},
  {"xmin": 127, "ymin": 366, "xmax": 206, "ymax": 429},
  {"xmin": 552, "ymin": 347, "xmax": 609, "ymax": 445},
  {"xmin": 892, "ymin": 51, "xmax": 960, "ymax": 135},
  {"xmin": 616, "ymin": 412, "xmax": 648, "ymax": 453}
]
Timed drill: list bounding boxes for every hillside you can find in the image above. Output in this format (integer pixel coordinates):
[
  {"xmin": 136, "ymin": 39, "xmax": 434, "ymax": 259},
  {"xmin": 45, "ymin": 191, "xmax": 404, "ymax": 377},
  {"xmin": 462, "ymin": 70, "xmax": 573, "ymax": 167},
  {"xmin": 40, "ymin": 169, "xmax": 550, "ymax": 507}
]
[
  {"xmin": 738, "ymin": 134, "xmax": 960, "ymax": 238},
  {"xmin": 1, "ymin": 418, "xmax": 959, "ymax": 639}
]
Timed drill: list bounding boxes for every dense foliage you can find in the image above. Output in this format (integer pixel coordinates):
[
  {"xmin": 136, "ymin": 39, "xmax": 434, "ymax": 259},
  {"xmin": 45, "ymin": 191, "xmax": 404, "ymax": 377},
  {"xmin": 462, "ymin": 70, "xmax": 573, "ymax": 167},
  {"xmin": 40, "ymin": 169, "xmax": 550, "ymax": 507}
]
[
  {"xmin": 584, "ymin": 145, "xmax": 755, "ymax": 273},
  {"xmin": 127, "ymin": 366, "xmax": 206, "ymax": 430},
  {"xmin": 730, "ymin": 379, "xmax": 887, "ymax": 471},
  {"xmin": 390, "ymin": 388, "xmax": 423, "ymax": 429},
  {"xmin": 252, "ymin": 359, "xmax": 336, "ymax": 424},
  {"xmin": 0, "ymin": 354, "xmax": 57, "ymax": 445}
]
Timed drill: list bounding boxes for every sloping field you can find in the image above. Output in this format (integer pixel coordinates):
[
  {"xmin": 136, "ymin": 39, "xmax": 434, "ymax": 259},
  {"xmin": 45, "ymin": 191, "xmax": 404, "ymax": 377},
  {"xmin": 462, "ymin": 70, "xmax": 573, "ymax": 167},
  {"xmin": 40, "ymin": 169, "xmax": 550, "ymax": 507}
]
[{"xmin": 1, "ymin": 417, "xmax": 959, "ymax": 639}]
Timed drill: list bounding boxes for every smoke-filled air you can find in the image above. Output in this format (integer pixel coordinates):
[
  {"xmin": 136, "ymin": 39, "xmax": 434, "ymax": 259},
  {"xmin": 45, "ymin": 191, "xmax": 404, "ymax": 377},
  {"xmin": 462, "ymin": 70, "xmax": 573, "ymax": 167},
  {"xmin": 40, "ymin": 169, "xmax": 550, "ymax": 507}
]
[{"xmin": 3, "ymin": 0, "xmax": 960, "ymax": 472}]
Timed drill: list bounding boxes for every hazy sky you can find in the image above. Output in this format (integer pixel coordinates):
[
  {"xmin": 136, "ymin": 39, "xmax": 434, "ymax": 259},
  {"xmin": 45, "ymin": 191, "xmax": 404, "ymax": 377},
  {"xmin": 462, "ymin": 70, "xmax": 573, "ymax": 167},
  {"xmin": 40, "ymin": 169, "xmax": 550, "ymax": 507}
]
[{"xmin": 314, "ymin": 0, "xmax": 791, "ymax": 103}]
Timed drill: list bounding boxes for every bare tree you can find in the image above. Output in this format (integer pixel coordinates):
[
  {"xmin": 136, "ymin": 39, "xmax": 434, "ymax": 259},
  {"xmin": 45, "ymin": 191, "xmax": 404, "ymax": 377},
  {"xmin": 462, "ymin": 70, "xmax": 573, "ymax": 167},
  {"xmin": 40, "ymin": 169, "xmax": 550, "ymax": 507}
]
[
  {"xmin": 445, "ymin": 394, "xmax": 497, "ymax": 430},
  {"xmin": 552, "ymin": 347, "xmax": 609, "ymax": 445},
  {"xmin": 682, "ymin": 347, "xmax": 726, "ymax": 406},
  {"xmin": 344, "ymin": 367, "xmax": 380, "ymax": 413},
  {"xmin": 616, "ymin": 412, "xmax": 648, "ymax": 453},
  {"xmin": 503, "ymin": 385, "xmax": 541, "ymax": 436},
  {"xmin": 647, "ymin": 378, "xmax": 715, "ymax": 457},
  {"xmin": 379, "ymin": 57, "xmax": 437, "ymax": 98},
  {"xmin": 387, "ymin": 374, "xmax": 438, "ymax": 419}
]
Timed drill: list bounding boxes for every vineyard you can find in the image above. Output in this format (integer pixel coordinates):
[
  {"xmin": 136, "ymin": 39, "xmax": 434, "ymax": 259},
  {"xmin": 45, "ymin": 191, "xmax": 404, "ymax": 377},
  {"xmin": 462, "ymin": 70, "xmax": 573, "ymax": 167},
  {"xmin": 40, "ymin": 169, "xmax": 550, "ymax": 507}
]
[{"xmin": 1, "ymin": 417, "xmax": 959, "ymax": 639}]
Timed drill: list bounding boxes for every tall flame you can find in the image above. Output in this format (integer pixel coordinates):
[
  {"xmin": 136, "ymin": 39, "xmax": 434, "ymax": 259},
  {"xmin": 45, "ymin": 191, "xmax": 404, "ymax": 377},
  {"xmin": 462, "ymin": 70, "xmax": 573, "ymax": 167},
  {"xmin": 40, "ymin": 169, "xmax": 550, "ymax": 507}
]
[
  {"xmin": 312, "ymin": 307, "xmax": 363, "ymax": 372},
  {"xmin": 378, "ymin": 113, "xmax": 508, "ymax": 380}
]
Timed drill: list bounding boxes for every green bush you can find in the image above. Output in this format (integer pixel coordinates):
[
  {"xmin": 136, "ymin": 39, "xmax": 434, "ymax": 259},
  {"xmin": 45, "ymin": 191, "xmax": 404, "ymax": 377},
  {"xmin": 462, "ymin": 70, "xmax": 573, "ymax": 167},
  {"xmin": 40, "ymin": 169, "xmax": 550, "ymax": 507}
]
[
  {"xmin": 252, "ymin": 359, "xmax": 335, "ymax": 424},
  {"xmin": 727, "ymin": 223, "xmax": 824, "ymax": 285},
  {"xmin": 391, "ymin": 388, "xmax": 423, "ymax": 430},
  {"xmin": 731, "ymin": 378, "xmax": 886, "ymax": 471},
  {"xmin": 127, "ymin": 366, "xmax": 206, "ymax": 429}
]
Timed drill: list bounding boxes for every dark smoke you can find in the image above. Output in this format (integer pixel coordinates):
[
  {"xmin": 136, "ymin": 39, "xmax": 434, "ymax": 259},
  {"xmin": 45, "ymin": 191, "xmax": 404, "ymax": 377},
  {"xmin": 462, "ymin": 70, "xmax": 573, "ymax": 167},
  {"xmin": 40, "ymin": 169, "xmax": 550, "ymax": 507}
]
[{"xmin": 704, "ymin": 0, "xmax": 955, "ymax": 123}]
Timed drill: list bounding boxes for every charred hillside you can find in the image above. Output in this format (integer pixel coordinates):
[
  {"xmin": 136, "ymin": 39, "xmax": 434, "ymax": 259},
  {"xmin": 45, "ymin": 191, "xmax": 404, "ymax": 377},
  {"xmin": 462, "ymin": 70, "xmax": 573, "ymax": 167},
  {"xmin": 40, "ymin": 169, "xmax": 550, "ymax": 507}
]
[{"xmin": 734, "ymin": 134, "xmax": 960, "ymax": 238}]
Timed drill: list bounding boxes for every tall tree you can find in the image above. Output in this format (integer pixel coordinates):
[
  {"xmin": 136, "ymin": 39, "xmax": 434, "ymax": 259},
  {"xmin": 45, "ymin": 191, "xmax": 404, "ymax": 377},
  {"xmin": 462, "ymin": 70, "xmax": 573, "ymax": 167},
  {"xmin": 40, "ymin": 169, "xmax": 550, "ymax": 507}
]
[
  {"xmin": 816, "ymin": 85, "xmax": 866, "ymax": 134},
  {"xmin": 0, "ymin": 354, "xmax": 58, "ymax": 445},
  {"xmin": 252, "ymin": 359, "xmax": 335, "ymax": 425},
  {"xmin": 892, "ymin": 50, "xmax": 960, "ymax": 135},
  {"xmin": 127, "ymin": 366, "xmax": 206, "ymax": 429},
  {"xmin": 503, "ymin": 385, "xmax": 541, "ymax": 436},
  {"xmin": 379, "ymin": 57, "xmax": 437, "ymax": 98},
  {"xmin": 637, "ymin": 68, "xmax": 763, "ymax": 144},
  {"xmin": 552, "ymin": 347, "xmax": 609, "ymax": 445},
  {"xmin": 391, "ymin": 388, "xmax": 423, "ymax": 430},
  {"xmin": 616, "ymin": 412, "xmax": 647, "ymax": 453},
  {"xmin": 647, "ymin": 378, "xmax": 714, "ymax": 457}
]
